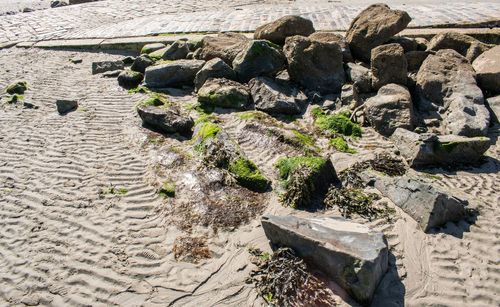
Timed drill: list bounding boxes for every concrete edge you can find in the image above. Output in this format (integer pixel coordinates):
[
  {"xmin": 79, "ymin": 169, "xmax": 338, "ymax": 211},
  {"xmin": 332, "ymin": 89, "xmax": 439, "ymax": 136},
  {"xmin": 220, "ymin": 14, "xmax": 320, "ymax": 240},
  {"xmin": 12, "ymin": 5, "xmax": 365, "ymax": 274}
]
[{"xmin": 6, "ymin": 27, "xmax": 500, "ymax": 52}]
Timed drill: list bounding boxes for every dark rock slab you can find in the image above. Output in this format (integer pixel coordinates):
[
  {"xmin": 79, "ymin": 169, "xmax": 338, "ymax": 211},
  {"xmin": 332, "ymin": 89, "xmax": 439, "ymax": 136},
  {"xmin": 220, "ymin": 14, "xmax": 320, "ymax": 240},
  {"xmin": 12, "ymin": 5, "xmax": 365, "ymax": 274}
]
[
  {"xmin": 144, "ymin": 59, "xmax": 205, "ymax": 88},
  {"xmin": 194, "ymin": 58, "xmax": 236, "ymax": 91},
  {"xmin": 56, "ymin": 99, "xmax": 78, "ymax": 114},
  {"xmin": 137, "ymin": 105, "xmax": 194, "ymax": 136},
  {"xmin": 131, "ymin": 54, "xmax": 154, "ymax": 74},
  {"xmin": 117, "ymin": 70, "xmax": 143, "ymax": 89},
  {"xmin": 248, "ymin": 76, "xmax": 307, "ymax": 115}
]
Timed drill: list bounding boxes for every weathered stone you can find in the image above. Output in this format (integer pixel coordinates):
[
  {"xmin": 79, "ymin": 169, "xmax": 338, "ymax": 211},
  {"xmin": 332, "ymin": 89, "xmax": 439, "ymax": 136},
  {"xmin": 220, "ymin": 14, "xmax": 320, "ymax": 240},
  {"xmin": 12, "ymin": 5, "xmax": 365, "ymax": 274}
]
[
  {"xmin": 340, "ymin": 84, "xmax": 357, "ymax": 106},
  {"xmin": 121, "ymin": 56, "xmax": 135, "ymax": 65},
  {"xmin": 5, "ymin": 80, "xmax": 27, "ymax": 95},
  {"xmin": 366, "ymin": 172, "xmax": 468, "ymax": 232},
  {"xmin": 284, "ymin": 35, "xmax": 345, "ymax": 94},
  {"xmin": 371, "ymin": 43, "xmax": 407, "ymax": 90},
  {"xmin": 197, "ymin": 78, "xmax": 249, "ymax": 109},
  {"xmin": 416, "ymin": 49, "xmax": 490, "ymax": 136},
  {"xmin": 148, "ymin": 46, "xmax": 169, "ymax": 59},
  {"xmin": 131, "ymin": 54, "xmax": 154, "ymax": 74},
  {"xmin": 197, "ymin": 33, "xmax": 249, "ymax": 65},
  {"xmin": 141, "ymin": 43, "xmax": 166, "ymax": 55},
  {"xmin": 387, "ymin": 36, "xmax": 418, "ymax": 52},
  {"xmin": 194, "ymin": 58, "xmax": 236, "ymax": 91},
  {"xmin": 254, "ymin": 15, "xmax": 315, "ymax": 45},
  {"xmin": 232, "ymin": 40, "xmax": 286, "ymax": 83},
  {"xmin": 117, "ymin": 70, "xmax": 143, "ymax": 89},
  {"xmin": 365, "ymin": 84, "xmax": 414, "ymax": 136},
  {"xmin": 427, "ymin": 32, "xmax": 492, "ymax": 62},
  {"xmin": 405, "ymin": 50, "xmax": 429, "ymax": 72},
  {"xmin": 161, "ymin": 40, "xmax": 190, "ymax": 61},
  {"xmin": 309, "ymin": 31, "xmax": 353, "ymax": 63},
  {"xmin": 50, "ymin": 0, "xmax": 68, "ymax": 8},
  {"xmin": 92, "ymin": 60, "xmax": 124, "ymax": 75},
  {"xmin": 391, "ymin": 128, "xmax": 490, "ymax": 167},
  {"xmin": 486, "ymin": 95, "xmax": 500, "ymax": 124},
  {"xmin": 414, "ymin": 37, "xmax": 429, "ymax": 51},
  {"xmin": 472, "ymin": 45, "xmax": 500, "ymax": 95},
  {"xmin": 261, "ymin": 215, "xmax": 388, "ymax": 304},
  {"xmin": 346, "ymin": 4, "xmax": 411, "ymax": 62},
  {"xmin": 102, "ymin": 70, "xmax": 122, "ymax": 78},
  {"xmin": 68, "ymin": 0, "xmax": 98, "ymax": 4},
  {"xmin": 56, "ymin": 99, "xmax": 78, "ymax": 114},
  {"xmin": 144, "ymin": 59, "xmax": 205, "ymax": 88},
  {"xmin": 345, "ymin": 62, "xmax": 372, "ymax": 93},
  {"xmin": 137, "ymin": 104, "xmax": 194, "ymax": 136},
  {"xmin": 248, "ymin": 76, "xmax": 307, "ymax": 115}
]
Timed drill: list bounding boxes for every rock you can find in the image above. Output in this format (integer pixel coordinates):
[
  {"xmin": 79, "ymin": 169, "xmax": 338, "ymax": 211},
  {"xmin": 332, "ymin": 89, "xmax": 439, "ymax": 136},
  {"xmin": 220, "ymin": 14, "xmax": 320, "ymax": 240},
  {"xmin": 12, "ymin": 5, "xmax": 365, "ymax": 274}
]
[
  {"xmin": 197, "ymin": 78, "xmax": 250, "ymax": 109},
  {"xmin": 68, "ymin": 0, "xmax": 98, "ymax": 4},
  {"xmin": 131, "ymin": 54, "xmax": 154, "ymax": 74},
  {"xmin": 161, "ymin": 40, "xmax": 190, "ymax": 60},
  {"xmin": 50, "ymin": 0, "xmax": 68, "ymax": 8},
  {"xmin": 197, "ymin": 33, "xmax": 249, "ymax": 65},
  {"xmin": 309, "ymin": 31, "xmax": 354, "ymax": 63},
  {"xmin": 23, "ymin": 101, "xmax": 38, "ymax": 109},
  {"xmin": 117, "ymin": 70, "xmax": 144, "ymax": 89},
  {"xmin": 365, "ymin": 84, "xmax": 414, "ymax": 136},
  {"xmin": 140, "ymin": 43, "xmax": 166, "ymax": 55},
  {"xmin": 5, "ymin": 80, "xmax": 27, "ymax": 95},
  {"xmin": 472, "ymin": 45, "xmax": 500, "ymax": 95},
  {"xmin": 194, "ymin": 58, "xmax": 236, "ymax": 91},
  {"xmin": 416, "ymin": 49, "xmax": 490, "ymax": 136},
  {"xmin": 387, "ymin": 36, "xmax": 418, "ymax": 52},
  {"xmin": 137, "ymin": 104, "xmax": 194, "ymax": 136},
  {"xmin": 92, "ymin": 60, "xmax": 124, "ymax": 75},
  {"xmin": 391, "ymin": 128, "xmax": 490, "ymax": 167},
  {"xmin": 248, "ymin": 76, "xmax": 307, "ymax": 115},
  {"xmin": 414, "ymin": 37, "xmax": 429, "ymax": 51},
  {"xmin": 56, "ymin": 99, "xmax": 78, "ymax": 114},
  {"xmin": 121, "ymin": 56, "xmax": 135, "ymax": 65},
  {"xmin": 346, "ymin": 4, "xmax": 411, "ymax": 62},
  {"xmin": 232, "ymin": 40, "xmax": 286, "ymax": 82},
  {"xmin": 148, "ymin": 46, "xmax": 169, "ymax": 60},
  {"xmin": 371, "ymin": 43, "xmax": 407, "ymax": 90},
  {"xmin": 340, "ymin": 84, "xmax": 357, "ymax": 106},
  {"xmin": 405, "ymin": 50, "xmax": 429, "ymax": 72},
  {"xmin": 486, "ymin": 95, "xmax": 500, "ymax": 124},
  {"xmin": 101, "ymin": 70, "xmax": 122, "ymax": 78},
  {"xmin": 261, "ymin": 215, "xmax": 388, "ymax": 304},
  {"xmin": 70, "ymin": 58, "xmax": 82, "ymax": 64},
  {"xmin": 427, "ymin": 32, "xmax": 491, "ymax": 62},
  {"xmin": 367, "ymin": 173, "xmax": 468, "ymax": 232},
  {"xmin": 254, "ymin": 15, "xmax": 315, "ymax": 45},
  {"xmin": 144, "ymin": 59, "xmax": 205, "ymax": 88},
  {"xmin": 345, "ymin": 62, "xmax": 372, "ymax": 93},
  {"xmin": 284, "ymin": 35, "xmax": 345, "ymax": 94}
]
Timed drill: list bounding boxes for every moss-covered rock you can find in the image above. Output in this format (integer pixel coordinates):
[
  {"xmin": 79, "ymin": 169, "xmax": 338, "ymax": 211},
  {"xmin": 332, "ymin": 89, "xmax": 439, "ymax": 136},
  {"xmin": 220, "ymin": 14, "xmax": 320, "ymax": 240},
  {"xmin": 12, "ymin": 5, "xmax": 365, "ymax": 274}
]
[
  {"xmin": 141, "ymin": 43, "xmax": 167, "ymax": 55},
  {"xmin": 198, "ymin": 78, "xmax": 250, "ymax": 109},
  {"xmin": 159, "ymin": 181, "xmax": 176, "ymax": 197},
  {"xmin": 329, "ymin": 136, "xmax": 356, "ymax": 154},
  {"xmin": 312, "ymin": 107, "xmax": 362, "ymax": 137},
  {"xmin": 5, "ymin": 80, "xmax": 27, "ymax": 95},
  {"xmin": 229, "ymin": 158, "xmax": 269, "ymax": 192}
]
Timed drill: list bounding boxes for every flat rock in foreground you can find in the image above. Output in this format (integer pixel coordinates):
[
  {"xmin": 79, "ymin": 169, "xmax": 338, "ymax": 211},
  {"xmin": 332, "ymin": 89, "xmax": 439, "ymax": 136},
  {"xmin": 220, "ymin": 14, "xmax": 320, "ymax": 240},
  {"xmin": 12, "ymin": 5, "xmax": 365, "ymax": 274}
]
[
  {"xmin": 262, "ymin": 215, "xmax": 388, "ymax": 304},
  {"xmin": 137, "ymin": 105, "xmax": 194, "ymax": 136}
]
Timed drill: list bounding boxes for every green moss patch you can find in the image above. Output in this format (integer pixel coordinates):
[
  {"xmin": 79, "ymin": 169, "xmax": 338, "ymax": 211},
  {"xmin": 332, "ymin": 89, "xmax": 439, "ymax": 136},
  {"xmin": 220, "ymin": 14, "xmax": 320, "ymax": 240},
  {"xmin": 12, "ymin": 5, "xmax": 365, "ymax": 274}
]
[
  {"xmin": 138, "ymin": 93, "xmax": 171, "ymax": 108},
  {"xmin": 312, "ymin": 107, "xmax": 362, "ymax": 137},
  {"xmin": 229, "ymin": 158, "xmax": 269, "ymax": 192},
  {"xmin": 6, "ymin": 94, "xmax": 23, "ymax": 104},
  {"xmin": 329, "ymin": 137, "xmax": 356, "ymax": 154},
  {"xmin": 5, "ymin": 81, "xmax": 27, "ymax": 95},
  {"xmin": 276, "ymin": 156, "xmax": 327, "ymax": 183},
  {"xmin": 159, "ymin": 181, "xmax": 176, "ymax": 198}
]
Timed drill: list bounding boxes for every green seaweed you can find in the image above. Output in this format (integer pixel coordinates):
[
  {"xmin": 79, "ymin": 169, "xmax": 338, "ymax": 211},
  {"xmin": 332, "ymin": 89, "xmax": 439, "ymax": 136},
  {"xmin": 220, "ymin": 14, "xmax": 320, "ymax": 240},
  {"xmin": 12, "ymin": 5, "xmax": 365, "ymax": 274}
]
[
  {"xmin": 329, "ymin": 136, "xmax": 356, "ymax": 154},
  {"xmin": 138, "ymin": 92, "xmax": 171, "ymax": 108},
  {"xmin": 275, "ymin": 156, "xmax": 327, "ymax": 182},
  {"xmin": 436, "ymin": 141, "xmax": 460, "ymax": 153},
  {"xmin": 228, "ymin": 158, "xmax": 269, "ymax": 192},
  {"xmin": 159, "ymin": 181, "xmax": 176, "ymax": 198},
  {"xmin": 5, "ymin": 81, "xmax": 27, "ymax": 95}
]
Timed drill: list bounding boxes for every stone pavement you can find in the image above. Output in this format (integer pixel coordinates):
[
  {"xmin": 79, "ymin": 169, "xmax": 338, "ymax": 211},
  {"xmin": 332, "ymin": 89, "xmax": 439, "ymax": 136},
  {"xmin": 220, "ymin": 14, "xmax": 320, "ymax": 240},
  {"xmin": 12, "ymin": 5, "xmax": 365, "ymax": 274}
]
[{"xmin": 0, "ymin": 0, "xmax": 499, "ymax": 44}]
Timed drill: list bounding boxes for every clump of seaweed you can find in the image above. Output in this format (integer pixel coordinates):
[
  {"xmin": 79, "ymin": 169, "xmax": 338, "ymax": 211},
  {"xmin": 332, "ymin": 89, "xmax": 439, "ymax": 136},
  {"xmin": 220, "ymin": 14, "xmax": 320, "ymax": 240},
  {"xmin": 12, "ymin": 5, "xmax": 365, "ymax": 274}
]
[
  {"xmin": 312, "ymin": 107, "xmax": 362, "ymax": 138},
  {"xmin": 369, "ymin": 153, "xmax": 406, "ymax": 176},
  {"xmin": 248, "ymin": 247, "xmax": 338, "ymax": 306},
  {"xmin": 173, "ymin": 235, "xmax": 211, "ymax": 263}
]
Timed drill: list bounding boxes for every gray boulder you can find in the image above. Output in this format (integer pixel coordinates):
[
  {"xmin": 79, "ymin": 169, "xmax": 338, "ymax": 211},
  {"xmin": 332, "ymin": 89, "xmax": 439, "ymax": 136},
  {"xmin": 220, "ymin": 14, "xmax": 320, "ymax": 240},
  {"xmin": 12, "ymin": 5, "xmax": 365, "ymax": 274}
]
[
  {"xmin": 472, "ymin": 45, "xmax": 500, "ymax": 95},
  {"xmin": 309, "ymin": 31, "xmax": 354, "ymax": 63},
  {"xmin": 117, "ymin": 70, "xmax": 143, "ymax": 89},
  {"xmin": 346, "ymin": 62, "xmax": 372, "ymax": 93},
  {"xmin": 427, "ymin": 32, "xmax": 492, "ymax": 62},
  {"xmin": 144, "ymin": 59, "xmax": 205, "ymax": 88},
  {"xmin": 140, "ymin": 43, "xmax": 166, "ymax": 55},
  {"xmin": 232, "ymin": 40, "xmax": 286, "ymax": 82},
  {"xmin": 197, "ymin": 78, "xmax": 250, "ymax": 109},
  {"xmin": 405, "ymin": 50, "xmax": 429, "ymax": 72},
  {"xmin": 248, "ymin": 76, "xmax": 307, "ymax": 115},
  {"xmin": 365, "ymin": 84, "xmax": 414, "ymax": 136},
  {"xmin": 131, "ymin": 54, "xmax": 154, "ymax": 74},
  {"xmin": 194, "ymin": 58, "xmax": 236, "ymax": 91},
  {"xmin": 92, "ymin": 60, "xmax": 124, "ymax": 75},
  {"xmin": 261, "ymin": 215, "xmax": 388, "ymax": 304},
  {"xmin": 137, "ymin": 104, "xmax": 194, "ymax": 136},
  {"xmin": 56, "ymin": 99, "xmax": 78, "ymax": 114},
  {"xmin": 161, "ymin": 40, "xmax": 190, "ymax": 60},
  {"xmin": 148, "ymin": 46, "xmax": 169, "ymax": 60},
  {"xmin": 284, "ymin": 35, "xmax": 345, "ymax": 94},
  {"xmin": 254, "ymin": 15, "xmax": 315, "ymax": 45},
  {"xmin": 391, "ymin": 128, "xmax": 490, "ymax": 167},
  {"xmin": 367, "ymin": 172, "xmax": 467, "ymax": 232},
  {"xmin": 486, "ymin": 95, "xmax": 500, "ymax": 124},
  {"xmin": 387, "ymin": 36, "xmax": 418, "ymax": 52},
  {"xmin": 345, "ymin": 4, "xmax": 411, "ymax": 62},
  {"xmin": 416, "ymin": 49, "xmax": 490, "ymax": 136},
  {"xmin": 196, "ymin": 33, "xmax": 250, "ymax": 65},
  {"xmin": 371, "ymin": 43, "xmax": 407, "ymax": 90}
]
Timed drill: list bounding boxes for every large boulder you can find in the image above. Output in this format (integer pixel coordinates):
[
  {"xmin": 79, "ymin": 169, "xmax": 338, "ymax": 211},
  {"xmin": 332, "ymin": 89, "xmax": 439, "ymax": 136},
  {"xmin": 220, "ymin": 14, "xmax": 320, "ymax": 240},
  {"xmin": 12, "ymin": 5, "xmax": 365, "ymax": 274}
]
[
  {"xmin": 137, "ymin": 104, "xmax": 194, "ymax": 136},
  {"xmin": 248, "ymin": 76, "xmax": 307, "ymax": 115},
  {"xmin": 365, "ymin": 84, "xmax": 414, "ymax": 136},
  {"xmin": 194, "ymin": 58, "xmax": 236, "ymax": 91},
  {"xmin": 427, "ymin": 32, "xmax": 492, "ymax": 62},
  {"xmin": 345, "ymin": 4, "xmax": 411, "ymax": 62},
  {"xmin": 92, "ymin": 60, "xmax": 124, "ymax": 75},
  {"xmin": 140, "ymin": 43, "xmax": 166, "ymax": 55},
  {"xmin": 117, "ymin": 70, "xmax": 143, "ymax": 89},
  {"xmin": 261, "ymin": 215, "xmax": 388, "ymax": 304},
  {"xmin": 284, "ymin": 35, "xmax": 345, "ymax": 94},
  {"xmin": 345, "ymin": 62, "xmax": 372, "ymax": 93},
  {"xmin": 371, "ymin": 43, "xmax": 407, "ymax": 90},
  {"xmin": 472, "ymin": 45, "xmax": 500, "ymax": 95},
  {"xmin": 416, "ymin": 49, "xmax": 490, "ymax": 136},
  {"xmin": 232, "ymin": 40, "xmax": 286, "ymax": 82},
  {"xmin": 144, "ymin": 60, "xmax": 205, "ymax": 88},
  {"xmin": 196, "ymin": 33, "xmax": 249, "ymax": 65},
  {"xmin": 197, "ymin": 78, "xmax": 250, "ymax": 109},
  {"xmin": 131, "ymin": 54, "xmax": 154, "ymax": 74},
  {"xmin": 254, "ymin": 15, "xmax": 315, "ymax": 45},
  {"xmin": 391, "ymin": 128, "xmax": 491, "ymax": 167},
  {"xmin": 366, "ymin": 172, "xmax": 468, "ymax": 232},
  {"xmin": 161, "ymin": 40, "xmax": 190, "ymax": 61},
  {"xmin": 309, "ymin": 31, "xmax": 354, "ymax": 63}
]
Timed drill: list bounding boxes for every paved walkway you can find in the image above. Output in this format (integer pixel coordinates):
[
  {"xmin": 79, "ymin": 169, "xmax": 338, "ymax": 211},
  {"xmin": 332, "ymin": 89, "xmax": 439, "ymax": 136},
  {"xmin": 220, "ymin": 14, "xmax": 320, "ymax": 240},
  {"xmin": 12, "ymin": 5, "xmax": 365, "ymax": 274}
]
[{"xmin": 0, "ymin": 0, "xmax": 499, "ymax": 44}]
